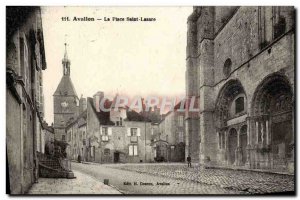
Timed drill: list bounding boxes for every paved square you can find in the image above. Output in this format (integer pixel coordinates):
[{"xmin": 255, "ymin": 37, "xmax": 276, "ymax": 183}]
[{"xmin": 27, "ymin": 170, "xmax": 121, "ymax": 195}]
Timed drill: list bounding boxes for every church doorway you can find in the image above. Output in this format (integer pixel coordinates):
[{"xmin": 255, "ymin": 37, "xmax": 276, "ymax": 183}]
[
  {"xmin": 271, "ymin": 120, "xmax": 292, "ymax": 169},
  {"xmin": 215, "ymin": 79, "xmax": 247, "ymax": 166},
  {"xmin": 252, "ymin": 73, "xmax": 293, "ymax": 170},
  {"xmin": 228, "ymin": 128, "xmax": 238, "ymax": 165}
]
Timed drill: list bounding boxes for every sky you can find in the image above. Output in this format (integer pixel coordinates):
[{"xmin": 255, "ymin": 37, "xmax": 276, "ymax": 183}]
[{"xmin": 41, "ymin": 6, "xmax": 193, "ymax": 124}]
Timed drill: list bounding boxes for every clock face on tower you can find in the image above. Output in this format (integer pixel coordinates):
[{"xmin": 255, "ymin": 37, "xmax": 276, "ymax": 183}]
[{"xmin": 61, "ymin": 101, "xmax": 68, "ymax": 108}]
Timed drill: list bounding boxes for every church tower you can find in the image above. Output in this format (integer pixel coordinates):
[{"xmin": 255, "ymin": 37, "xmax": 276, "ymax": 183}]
[{"xmin": 53, "ymin": 43, "xmax": 79, "ymax": 141}]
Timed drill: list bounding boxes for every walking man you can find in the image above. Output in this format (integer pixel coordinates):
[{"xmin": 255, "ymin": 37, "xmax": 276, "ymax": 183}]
[{"xmin": 187, "ymin": 154, "xmax": 192, "ymax": 168}]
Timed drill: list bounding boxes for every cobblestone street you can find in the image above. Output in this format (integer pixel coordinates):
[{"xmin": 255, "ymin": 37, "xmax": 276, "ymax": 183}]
[
  {"xmin": 109, "ymin": 163, "xmax": 295, "ymax": 194},
  {"xmin": 28, "ymin": 162, "xmax": 294, "ymax": 195},
  {"xmin": 27, "ymin": 170, "xmax": 121, "ymax": 194},
  {"xmin": 72, "ymin": 162, "xmax": 247, "ymax": 194}
]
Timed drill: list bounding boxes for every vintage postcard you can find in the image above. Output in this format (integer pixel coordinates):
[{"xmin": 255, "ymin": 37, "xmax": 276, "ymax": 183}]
[{"xmin": 6, "ymin": 6, "xmax": 295, "ymax": 195}]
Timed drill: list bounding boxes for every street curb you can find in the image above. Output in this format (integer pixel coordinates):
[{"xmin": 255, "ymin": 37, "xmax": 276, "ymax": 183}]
[{"xmin": 72, "ymin": 167, "xmax": 125, "ymax": 194}]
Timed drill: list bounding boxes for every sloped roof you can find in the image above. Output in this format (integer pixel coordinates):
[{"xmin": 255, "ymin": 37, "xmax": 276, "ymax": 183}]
[
  {"xmin": 86, "ymin": 97, "xmax": 151, "ymax": 125},
  {"xmin": 53, "ymin": 76, "xmax": 78, "ymax": 97},
  {"xmin": 66, "ymin": 110, "xmax": 87, "ymax": 129},
  {"xmin": 87, "ymin": 97, "xmax": 115, "ymax": 126},
  {"xmin": 41, "ymin": 122, "xmax": 54, "ymax": 133},
  {"xmin": 126, "ymin": 110, "xmax": 151, "ymax": 122}
]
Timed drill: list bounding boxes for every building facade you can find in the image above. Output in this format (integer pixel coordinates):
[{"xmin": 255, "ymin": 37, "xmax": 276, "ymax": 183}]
[
  {"xmin": 64, "ymin": 92, "xmax": 154, "ymax": 163},
  {"xmin": 6, "ymin": 6, "xmax": 47, "ymax": 194},
  {"xmin": 99, "ymin": 120, "xmax": 153, "ymax": 163},
  {"xmin": 153, "ymin": 103, "xmax": 186, "ymax": 162},
  {"xmin": 186, "ymin": 6, "xmax": 295, "ymax": 173}
]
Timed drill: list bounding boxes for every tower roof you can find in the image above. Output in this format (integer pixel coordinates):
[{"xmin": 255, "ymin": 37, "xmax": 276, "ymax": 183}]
[
  {"xmin": 54, "ymin": 43, "xmax": 77, "ymax": 96},
  {"xmin": 53, "ymin": 75, "xmax": 78, "ymax": 97},
  {"xmin": 63, "ymin": 42, "xmax": 70, "ymax": 63}
]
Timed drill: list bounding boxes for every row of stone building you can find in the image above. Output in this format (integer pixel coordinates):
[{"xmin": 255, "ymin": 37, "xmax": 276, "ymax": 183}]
[
  {"xmin": 52, "ymin": 45, "xmax": 187, "ymax": 164},
  {"xmin": 185, "ymin": 6, "xmax": 295, "ymax": 173},
  {"xmin": 6, "ymin": 7, "xmax": 55, "ymax": 194}
]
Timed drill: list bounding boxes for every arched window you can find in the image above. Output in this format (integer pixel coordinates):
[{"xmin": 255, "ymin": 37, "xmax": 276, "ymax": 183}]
[
  {"xmin": 235, "ymin": 97, "xmax": 244, "ymax": 114},
  {"xmin": 223, "ymin": 58, "xmax": 232, "ymax": 77}
]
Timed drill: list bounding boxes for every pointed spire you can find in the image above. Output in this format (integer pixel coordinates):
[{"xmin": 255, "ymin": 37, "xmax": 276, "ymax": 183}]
[
  {"xmin": 62, "ymin": 43, "xmax": 70, "ymax": 76},
  {"xmin": 64, "ymin": 42, "xmax": 68, "ymax": 60}
]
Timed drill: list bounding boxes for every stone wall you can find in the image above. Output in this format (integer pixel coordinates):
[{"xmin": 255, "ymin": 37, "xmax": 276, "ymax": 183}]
[
  {"xmin": 6, "ymin": 6, "xmax": 47, "ymax": 194},
  {"xmin": 6, "ymin": 90, "xmax": 23, "ymax": 194},
  {"xmin": 86, "ymin": 99, "xmax": 101, "ymax": 162},
  {"xmin": 53, "ymin": 95, "xmax": 79, "ymax": 128}
]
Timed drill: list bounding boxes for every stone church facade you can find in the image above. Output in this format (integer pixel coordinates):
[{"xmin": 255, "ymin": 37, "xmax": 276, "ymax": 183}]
[{"xmin": 185, "ymin": 6, "xmax": 295, "ymax": 173}]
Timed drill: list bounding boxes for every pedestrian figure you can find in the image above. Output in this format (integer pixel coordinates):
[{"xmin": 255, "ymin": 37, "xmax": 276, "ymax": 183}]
[{"xmin": 187, "ymin": 155, "xmax": 192, "ymax": 168}]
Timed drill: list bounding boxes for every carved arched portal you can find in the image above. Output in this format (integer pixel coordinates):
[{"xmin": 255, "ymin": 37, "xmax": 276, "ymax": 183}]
[
  {"xmin": 252, "ymin": 74, "xmax": 293, "ymax": 170},
  {"xmin": 215, "ymin": 79, "xmax": 248, "ymax": 166}
]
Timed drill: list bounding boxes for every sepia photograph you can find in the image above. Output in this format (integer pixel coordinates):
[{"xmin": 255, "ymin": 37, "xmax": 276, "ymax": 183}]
[{"xmin": 6, "ymin": 5, "xmax": 295, "ymax": 195}]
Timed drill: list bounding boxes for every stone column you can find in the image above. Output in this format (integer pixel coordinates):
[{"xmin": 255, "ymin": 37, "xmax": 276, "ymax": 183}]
[
  {"xmin": 255, "ymin": 120, "xmax": 259, "ymax": 144},
  {"xmin": 217, "ymin": 131, "xmax": 220, "ymax": 149},
  {"xmin": 245, "ymin": 117, "xmax": 251, "ymax": 168},
  {"xmin": 224, "ymin": 130, "xmax": 228, "ymax": 150},
  {"xmin": 261, "ymin": 120, "xmax": 265, "ymax": 145},
  {"xmin": 265, "ymin": 118, "xmax": 272, "ymax": 168},
  {"xmin": 266, "ymin": 120, "xmax": 269, "ymax": 145},
  {"xmin": 255, "ymin": 119, "xmax": 261, "ymax": 169},
  {"xmin": 224, "ymin": 130, "xmax": 229, "ymax": 165},
  {"xmin": 237, "ymin": 129, "xmax": 240, "ymax": 147},
  {"xmin": 221, "ymin": 132, "xmax": 224, "ymax": 149},
  {"xmin": 247, "ymin": 118, "xmax": 250, "ymax": 145}
]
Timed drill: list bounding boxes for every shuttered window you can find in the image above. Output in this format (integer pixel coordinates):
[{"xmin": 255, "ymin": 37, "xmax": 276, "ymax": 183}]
[{"xmin": 129, "ymin": 144, "xmax": 138, "ymax": 156}]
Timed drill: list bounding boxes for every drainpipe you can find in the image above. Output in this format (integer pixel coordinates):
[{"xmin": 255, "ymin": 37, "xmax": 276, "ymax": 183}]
[
  {"xmin": 33, "ymin": 112, "xmax": 38, "ymax": 183},
  {"xmin": 30, "ymin": 29, "xmax": 39, "ymax": 183},
  {"xmin": 32, "ymin": 68, "xmax": 38, "ymax": 183}
]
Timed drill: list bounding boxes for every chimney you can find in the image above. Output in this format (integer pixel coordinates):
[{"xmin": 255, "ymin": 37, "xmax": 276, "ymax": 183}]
[
  {"xmin": 93, "ymin": 91, "xmax": 104, "ymax": 112},
  {"xmin": 79, "ymin": 95, "xmax": 87, "ymax": 113}
]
